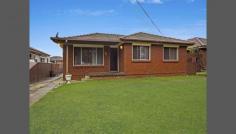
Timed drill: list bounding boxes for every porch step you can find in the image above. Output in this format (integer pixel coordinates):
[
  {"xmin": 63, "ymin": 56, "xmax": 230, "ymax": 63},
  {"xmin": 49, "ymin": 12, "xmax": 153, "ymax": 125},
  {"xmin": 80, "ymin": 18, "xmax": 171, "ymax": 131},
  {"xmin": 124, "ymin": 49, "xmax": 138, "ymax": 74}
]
[{"xmin": 87, "ymin": 72, "xmax": 125, "ymax": 77}]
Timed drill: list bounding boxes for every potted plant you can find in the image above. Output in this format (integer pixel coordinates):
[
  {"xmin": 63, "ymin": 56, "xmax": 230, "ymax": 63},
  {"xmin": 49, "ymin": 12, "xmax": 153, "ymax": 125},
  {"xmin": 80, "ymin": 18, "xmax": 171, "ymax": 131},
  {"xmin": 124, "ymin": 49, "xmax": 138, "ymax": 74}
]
[{"xmin": 65, "ymin": 73, "xmax": 72, "ymax": 83}]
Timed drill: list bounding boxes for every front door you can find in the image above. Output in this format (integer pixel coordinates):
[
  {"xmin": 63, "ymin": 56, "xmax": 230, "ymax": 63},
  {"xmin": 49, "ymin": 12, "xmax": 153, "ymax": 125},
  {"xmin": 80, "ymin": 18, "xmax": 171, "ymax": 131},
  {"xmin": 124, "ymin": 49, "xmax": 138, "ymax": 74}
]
[{"xmin": 110, "ymin": 48, "xmax": 118, "ymax": 71}]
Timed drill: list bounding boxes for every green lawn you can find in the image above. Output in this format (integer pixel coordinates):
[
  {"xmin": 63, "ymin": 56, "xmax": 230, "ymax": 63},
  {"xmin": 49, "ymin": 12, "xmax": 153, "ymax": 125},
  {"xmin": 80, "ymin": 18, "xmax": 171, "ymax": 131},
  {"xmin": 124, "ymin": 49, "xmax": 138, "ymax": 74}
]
[{"xmin": 30, "ymin": 76, "xmax": 206, "ymax": 134}]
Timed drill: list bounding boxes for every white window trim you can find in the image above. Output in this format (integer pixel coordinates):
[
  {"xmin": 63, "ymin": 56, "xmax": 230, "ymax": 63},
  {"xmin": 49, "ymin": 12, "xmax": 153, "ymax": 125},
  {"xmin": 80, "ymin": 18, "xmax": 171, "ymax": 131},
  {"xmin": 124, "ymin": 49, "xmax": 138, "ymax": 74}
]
[
  {"xmin": 73, "ymin": 44, "xmax": 105, "ymax": 66},
  {"xmin": 132, "ymin": 43, "xmax": 151, "ymax": 61},
  {"xmin": 73, "ymin": 44, "xmax": 104, "ymax": 48},
  {"xmin": 163, "ymin": 45, "xmax": 179, "ymax": 62},
  {"xmin": 110, "ymin": 45, "xmax": 119, "ymax": 48}
]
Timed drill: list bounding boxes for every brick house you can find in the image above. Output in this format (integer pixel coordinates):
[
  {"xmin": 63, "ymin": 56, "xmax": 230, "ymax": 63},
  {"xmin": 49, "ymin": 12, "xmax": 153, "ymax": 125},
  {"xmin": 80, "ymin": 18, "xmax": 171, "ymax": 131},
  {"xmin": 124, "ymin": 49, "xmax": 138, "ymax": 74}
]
[
  {"xmin": 50, "ymin": 56, "xmax": 63, "ymax": 64},
  {"xmin": 187, "ymin": 37, "xmax": 207, "ymax": 71},
  {"xmin": 51, "ymin": 32, "xmax": 194, "ymax": 80},
  {"xmin": 29, "ymin": 47, "xmax": 50, "ymax": 63}
]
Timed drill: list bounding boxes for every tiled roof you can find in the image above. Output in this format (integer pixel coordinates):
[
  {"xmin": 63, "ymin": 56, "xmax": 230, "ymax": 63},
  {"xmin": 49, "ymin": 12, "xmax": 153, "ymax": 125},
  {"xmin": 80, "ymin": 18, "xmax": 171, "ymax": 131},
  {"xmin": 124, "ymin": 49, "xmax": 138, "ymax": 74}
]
[
  {"xmin": 51, "ymin": 32, "xmax": 193, "ymax": 45},
  {"xmin": 188, "ymin": 37, "xmax": 207, "ymax": 47},
  {"xmin": 197, "ymin": 38, "xmax": 207, "ymax": 46},
  {"xmin": 53, "ymin": 33, "xmax": 125, "ymax": 42},
  {"xmin": 29, "ymin": 47, "xmax": 50, "ymax": 56},
  {"xmin": 50, "ymin": 56, "xmax": 63, "ymax": 61},
  {"xmin": 121, "ymin": 32, "xmax": 193, "ymax": 44}
]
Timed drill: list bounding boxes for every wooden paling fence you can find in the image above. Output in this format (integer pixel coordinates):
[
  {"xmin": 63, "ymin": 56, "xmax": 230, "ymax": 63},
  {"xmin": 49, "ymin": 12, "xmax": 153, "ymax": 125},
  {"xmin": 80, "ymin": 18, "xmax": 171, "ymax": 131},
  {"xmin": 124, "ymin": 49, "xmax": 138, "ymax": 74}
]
[
  {"xmin": 30, "ymin": 63, "xmax": 63, "ymax": 83},
  {"xmin": 186, "ymin": 53, "xmax": 197, "ymax": 75}
]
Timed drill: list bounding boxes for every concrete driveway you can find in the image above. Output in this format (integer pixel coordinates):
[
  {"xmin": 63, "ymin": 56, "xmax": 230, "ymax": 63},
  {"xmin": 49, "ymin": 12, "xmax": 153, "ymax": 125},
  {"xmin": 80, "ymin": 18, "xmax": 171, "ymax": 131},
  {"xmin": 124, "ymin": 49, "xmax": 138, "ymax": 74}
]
[{"xmin": 29, "ymin": 74, "xmax": 64, "ymax": 106}]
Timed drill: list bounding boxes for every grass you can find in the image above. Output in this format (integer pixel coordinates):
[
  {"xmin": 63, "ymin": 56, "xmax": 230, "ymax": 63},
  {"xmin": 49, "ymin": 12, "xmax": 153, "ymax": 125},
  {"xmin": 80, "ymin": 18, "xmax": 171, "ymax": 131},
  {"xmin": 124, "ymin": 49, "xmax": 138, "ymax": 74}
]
[{"xmin": 30, "ymin": 76, "xmax": 206, "ymax": 134}]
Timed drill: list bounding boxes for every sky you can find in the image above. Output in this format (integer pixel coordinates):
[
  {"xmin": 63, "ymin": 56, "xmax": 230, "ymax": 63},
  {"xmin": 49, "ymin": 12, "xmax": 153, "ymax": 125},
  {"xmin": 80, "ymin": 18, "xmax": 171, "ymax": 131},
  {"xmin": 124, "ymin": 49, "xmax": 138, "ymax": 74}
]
[{"xmin": 30, "ymin": 0, "xmax": 206, "ymax": 56}]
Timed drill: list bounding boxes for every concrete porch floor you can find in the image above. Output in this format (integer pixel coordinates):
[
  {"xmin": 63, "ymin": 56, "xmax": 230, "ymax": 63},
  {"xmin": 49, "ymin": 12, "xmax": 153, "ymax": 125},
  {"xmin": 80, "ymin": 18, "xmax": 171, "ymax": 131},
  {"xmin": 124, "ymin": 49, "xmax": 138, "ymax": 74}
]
[{"xmin": 87, "ymin": 72, "xmax": 125, "ymax": 77}]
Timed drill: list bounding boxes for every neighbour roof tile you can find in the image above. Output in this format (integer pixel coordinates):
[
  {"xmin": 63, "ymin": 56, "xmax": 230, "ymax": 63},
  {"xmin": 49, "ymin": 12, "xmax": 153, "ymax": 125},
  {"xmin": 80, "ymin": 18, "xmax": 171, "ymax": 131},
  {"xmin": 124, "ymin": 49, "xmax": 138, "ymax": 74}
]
[
  {"xmin": 50, "ymin": 56, "xmax": 63, "ymax": 61},
  {"xmin": 29, "ymin": 47, "xmax": 50, "ymax": 56},
  {"xmin": 188, "ymin": 37, "xmax": 207, "ymax": 48}
]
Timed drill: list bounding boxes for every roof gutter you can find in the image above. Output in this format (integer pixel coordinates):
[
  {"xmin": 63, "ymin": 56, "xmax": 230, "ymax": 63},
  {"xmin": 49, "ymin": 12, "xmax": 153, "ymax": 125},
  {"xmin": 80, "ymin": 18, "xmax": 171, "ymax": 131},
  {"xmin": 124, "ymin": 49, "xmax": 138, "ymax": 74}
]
[{"xmin": 120, "ymin": 38, "xmax": 194, "ymax": 46}]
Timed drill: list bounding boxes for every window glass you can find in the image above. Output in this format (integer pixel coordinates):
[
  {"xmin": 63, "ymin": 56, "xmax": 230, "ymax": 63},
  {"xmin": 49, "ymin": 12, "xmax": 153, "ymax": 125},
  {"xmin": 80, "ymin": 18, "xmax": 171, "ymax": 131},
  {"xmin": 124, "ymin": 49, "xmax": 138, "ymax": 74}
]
[
  {"xmin": 141, "ymin": 46, "xmax": 149, "ymax": 59},
  {"xmin": 133, "ymin": 46, "xmax": 140, "ymax": 60},
  {"xmin": 74, "ymin": 47, "xmax": 81, "ymax": 65},
  {"xmin": 170, "ymin": 48, "xmax": 177, "ymax": 59},
  {"xmin": 97, "ymin": 48, "xmax": 103, "ymax": 64},
  {"xmin": 164, "ymin": 47, "xmax": 178, "ymax": 60},
  {"xmin": 164, "ymin": 47, "xmax": 169, "ymax": 60},
  {"xmin": 74, "ymin": 47, "xmax": 103, "ymax": 65},
  {"xmin": 91, "ymin": 48, "xmax": 97, "ymax": 65},
  {"xmin": 133, "ymin": 45, "xmax": 149, "ymax": 60}
]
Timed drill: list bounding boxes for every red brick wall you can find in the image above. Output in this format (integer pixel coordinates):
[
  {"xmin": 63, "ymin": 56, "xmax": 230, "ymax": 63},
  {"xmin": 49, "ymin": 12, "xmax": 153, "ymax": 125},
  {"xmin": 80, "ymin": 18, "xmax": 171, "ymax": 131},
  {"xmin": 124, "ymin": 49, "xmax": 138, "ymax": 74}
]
[
  {"xmin": 122, "ymin": 44, "xmax": 188, "ymax": 75},
  {"xmin": 63, "ymin": 43, "xmax": 189, "ymax": 80}
]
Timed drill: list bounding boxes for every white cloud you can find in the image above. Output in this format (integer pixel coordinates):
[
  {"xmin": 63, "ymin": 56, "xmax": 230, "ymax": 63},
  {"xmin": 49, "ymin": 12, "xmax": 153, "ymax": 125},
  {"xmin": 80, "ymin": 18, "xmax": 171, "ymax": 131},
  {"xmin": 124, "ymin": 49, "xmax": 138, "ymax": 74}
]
[
  {"xmin": 57, "ymin": 9, "xmax": 115, "ymax": 16},
  {"xmin": 130, "ymin": 0, "xmax": 162, "ymax": 4}
]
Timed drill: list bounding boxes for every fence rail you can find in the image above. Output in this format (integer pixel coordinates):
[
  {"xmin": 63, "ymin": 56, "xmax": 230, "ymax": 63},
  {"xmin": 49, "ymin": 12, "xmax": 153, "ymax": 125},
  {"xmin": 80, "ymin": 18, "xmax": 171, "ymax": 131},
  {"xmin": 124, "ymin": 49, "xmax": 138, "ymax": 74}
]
[{"xmin": 30, "ymin": 63, "xmax": 63, "ymax": 83}]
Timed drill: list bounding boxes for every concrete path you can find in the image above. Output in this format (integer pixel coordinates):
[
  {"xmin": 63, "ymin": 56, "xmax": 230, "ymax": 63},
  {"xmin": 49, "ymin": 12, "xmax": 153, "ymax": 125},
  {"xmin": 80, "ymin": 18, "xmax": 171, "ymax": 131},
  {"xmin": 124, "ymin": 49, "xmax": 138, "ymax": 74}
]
[{"xmin": 29, "ymin": 74, "xmax": 64, "ymax": 106}]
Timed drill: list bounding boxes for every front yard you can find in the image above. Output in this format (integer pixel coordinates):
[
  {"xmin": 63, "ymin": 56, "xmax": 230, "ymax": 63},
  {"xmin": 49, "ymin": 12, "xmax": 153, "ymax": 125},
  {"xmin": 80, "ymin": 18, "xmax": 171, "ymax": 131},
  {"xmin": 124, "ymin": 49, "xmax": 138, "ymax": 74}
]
[{"xmin": 30, "ymin": 76, "xmax": 206, "ymax": 134}]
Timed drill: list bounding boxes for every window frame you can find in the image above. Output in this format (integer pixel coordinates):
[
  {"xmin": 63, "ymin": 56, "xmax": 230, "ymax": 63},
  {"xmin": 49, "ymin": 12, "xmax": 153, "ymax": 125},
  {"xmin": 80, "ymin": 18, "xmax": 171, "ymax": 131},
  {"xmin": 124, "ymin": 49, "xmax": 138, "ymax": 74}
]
[
  {"xmin": 73, "ymin": 44, "xmax": 104, "ymax": 66},
  {"xmin": 132, "ymin": 43, "xmax": 151, "ymax": 61},
  {"xmin": 41, "ymin": 57, "xmax": 45, "ymax": 63},
  {"xmin": 163, "ymin": 45, "xmax": 179, "ymax": 62}
]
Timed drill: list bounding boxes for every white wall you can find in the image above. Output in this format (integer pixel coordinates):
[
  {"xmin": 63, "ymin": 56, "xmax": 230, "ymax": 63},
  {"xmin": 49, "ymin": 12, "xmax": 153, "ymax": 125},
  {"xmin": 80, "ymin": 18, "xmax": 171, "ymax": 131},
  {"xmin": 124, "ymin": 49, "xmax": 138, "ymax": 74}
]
[{"xmin": 30, "ymin": 53, "xmax": 50, "ymax": 63}]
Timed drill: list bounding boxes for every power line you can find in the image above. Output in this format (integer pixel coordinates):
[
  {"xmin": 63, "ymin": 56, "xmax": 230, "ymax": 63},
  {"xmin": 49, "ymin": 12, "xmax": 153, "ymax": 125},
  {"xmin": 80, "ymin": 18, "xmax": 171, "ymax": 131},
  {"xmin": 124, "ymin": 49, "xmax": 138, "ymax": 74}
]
[{"xmin": 135, "ymin": 0, "xmax": 163, "ymax": 35}]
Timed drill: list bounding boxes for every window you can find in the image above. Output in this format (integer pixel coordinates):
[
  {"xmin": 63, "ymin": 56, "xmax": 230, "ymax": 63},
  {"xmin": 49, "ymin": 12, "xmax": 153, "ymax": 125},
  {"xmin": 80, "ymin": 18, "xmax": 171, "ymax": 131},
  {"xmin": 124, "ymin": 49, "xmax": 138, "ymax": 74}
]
[
  {"xmin": 41, "ymin": 58, "xmax": 45, "ymax": 62},
  {"xmin": 133, "ymin": 45, "xmax": 150, "ymax": 60},
  {"xmin": 74, "ymin": 47, "xmax": 104, "ymax": 65},
  {"xmin": 163, "ymin": 47, "xmax": 178, "ymax": 61}
]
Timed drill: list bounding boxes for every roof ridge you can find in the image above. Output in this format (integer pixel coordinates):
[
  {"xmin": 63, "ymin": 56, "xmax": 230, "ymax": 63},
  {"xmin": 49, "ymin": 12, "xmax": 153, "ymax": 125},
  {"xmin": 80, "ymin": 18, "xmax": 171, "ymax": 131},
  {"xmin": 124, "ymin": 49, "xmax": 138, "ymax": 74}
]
[
  {"xmin": 92, "ymin": 32, "xmax": 126, "ymax": 36},
  {"xmin": 29, "ymin": 47, "xmax": 50, "ymax": 56},
  {"xmin": 60, "ymin": 32, "xmax": 126, "ymax": 39}
]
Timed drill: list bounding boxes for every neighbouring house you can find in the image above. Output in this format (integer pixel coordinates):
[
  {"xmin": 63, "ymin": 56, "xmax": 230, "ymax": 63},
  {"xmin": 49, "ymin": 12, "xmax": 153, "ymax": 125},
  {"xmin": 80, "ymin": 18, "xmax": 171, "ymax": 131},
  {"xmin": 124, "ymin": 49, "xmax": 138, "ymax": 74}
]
[
  {"xmin": 50, "ymin": 56, "xmax": 63, "ymax": 64},
  {"xmin": 29, "ymin": 47, "xmax": 50, "ymax": 63},
  {"xmin": 51, "ymin": 32, "xmax": 194, "ymax": 80},
  {"xmin": 187, "ymin": 37, "xmax": 207, "ymax": 71}
]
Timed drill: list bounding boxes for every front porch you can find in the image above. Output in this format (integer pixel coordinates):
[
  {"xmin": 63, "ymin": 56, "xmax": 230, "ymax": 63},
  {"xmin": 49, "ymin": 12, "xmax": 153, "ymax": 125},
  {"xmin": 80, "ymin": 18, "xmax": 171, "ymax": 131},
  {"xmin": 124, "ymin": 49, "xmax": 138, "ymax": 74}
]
[{"xmin": 87, "ymin": 72, "xmax": 125, "ymax": 77}]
